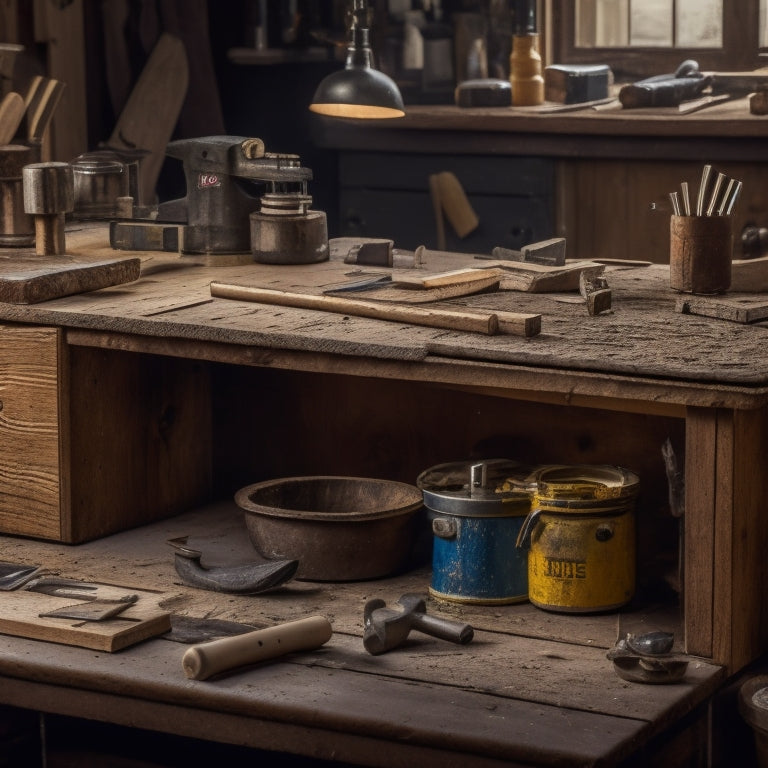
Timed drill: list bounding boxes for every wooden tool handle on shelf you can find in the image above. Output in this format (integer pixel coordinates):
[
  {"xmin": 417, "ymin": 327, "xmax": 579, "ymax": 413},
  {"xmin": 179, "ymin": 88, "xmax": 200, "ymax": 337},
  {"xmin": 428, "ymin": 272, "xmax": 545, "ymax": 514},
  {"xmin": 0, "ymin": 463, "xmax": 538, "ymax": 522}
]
[
  {"xmin": 182, "ymin": 615, "xmax": 333, "ymax": 681},
  {"xmin": 210, "ymin": 282, "xmax": 541, "ymax": 338}
]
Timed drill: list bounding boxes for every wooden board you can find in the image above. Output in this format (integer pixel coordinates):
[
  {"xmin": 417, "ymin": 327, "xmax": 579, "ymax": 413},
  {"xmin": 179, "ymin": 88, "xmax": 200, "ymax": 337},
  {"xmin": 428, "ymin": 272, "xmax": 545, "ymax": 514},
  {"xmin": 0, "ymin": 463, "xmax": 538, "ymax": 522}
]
[
  {"xmin": 476, "ymin": 259, "xmax": 605, "ymax": 292},
  {"xmin": 676, "ymin": 294, "xmax": 768, "ymax": 323},
  {"xmin": 0, "ymin": 253, "xmax": 141, "ymax": 304},
  {"xmin": 730, "ymin": 256, "xmax": 768, "ymax": 292},
  {"xmin": 108, "ymin": 32, "xmax": 189, "ymax": 206},
  {"xmin": 0, "ymin": 584, "xmax": 171, "ymax": 652}
]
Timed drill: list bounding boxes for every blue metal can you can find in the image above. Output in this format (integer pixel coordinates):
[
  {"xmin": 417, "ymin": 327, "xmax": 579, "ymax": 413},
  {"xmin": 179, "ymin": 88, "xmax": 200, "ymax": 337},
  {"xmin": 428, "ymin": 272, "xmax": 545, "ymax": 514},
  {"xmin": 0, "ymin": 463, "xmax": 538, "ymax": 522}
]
[{"xmin": 417, "ymin": 459, "xmax": 534, "ymax": 605}]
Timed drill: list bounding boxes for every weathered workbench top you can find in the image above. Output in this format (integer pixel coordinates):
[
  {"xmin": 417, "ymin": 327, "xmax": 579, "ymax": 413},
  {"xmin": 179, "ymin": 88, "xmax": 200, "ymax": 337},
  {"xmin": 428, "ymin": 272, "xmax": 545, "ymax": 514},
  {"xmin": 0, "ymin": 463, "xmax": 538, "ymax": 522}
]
[{"xmin": 0, "ymin": 225, "xmax": 767, "ymax": 410}]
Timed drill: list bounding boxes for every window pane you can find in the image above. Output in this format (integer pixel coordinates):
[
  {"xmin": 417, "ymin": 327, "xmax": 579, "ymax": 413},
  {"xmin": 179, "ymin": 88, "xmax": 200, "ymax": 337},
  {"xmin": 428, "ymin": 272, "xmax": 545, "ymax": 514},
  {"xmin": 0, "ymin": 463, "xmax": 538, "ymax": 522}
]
[
  {"xmin": 761, "ymin": 0, "xmax": 768, "ymax": 47},
  {"xmin": 630, "ymin": 0, "xmax": 672, "ymax": 47},
  {"xmin": 676, "ymin": 0, "xmax": 722, "ymax": 47},
  {"xmin": 575, "ymin": 0, "xmax": 629, "ymax": 47}
]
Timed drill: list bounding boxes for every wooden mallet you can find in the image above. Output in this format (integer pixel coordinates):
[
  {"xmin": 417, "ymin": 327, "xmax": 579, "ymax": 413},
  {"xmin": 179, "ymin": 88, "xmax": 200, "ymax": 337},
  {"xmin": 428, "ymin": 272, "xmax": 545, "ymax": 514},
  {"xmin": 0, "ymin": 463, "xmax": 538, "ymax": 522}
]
[{"xmin": 22, "ymin": 161, "xmax": 74, "ymax": 256}]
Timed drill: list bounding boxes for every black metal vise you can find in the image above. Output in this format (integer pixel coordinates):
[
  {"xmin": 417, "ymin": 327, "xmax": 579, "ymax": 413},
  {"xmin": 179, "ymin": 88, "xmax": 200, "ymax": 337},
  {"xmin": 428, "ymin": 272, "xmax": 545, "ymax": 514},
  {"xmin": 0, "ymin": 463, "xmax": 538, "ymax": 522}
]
[{"xmin": 110, "ymin": 135, "xmax": 319, "ymax": 259}]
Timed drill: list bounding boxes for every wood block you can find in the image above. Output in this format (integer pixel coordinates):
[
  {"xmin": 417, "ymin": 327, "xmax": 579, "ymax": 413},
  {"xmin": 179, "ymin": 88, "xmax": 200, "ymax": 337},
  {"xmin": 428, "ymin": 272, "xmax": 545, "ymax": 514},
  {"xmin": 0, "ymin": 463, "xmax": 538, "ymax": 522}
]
[
  {"xmin": 0, "ymin": 326, "xmax": 62, "ymax": 539},
  {"xmin": 0, "ymin": 586, "xmax": 171, "ymax": 652},
  {"xmin": 730, "ymin": 256, "xmax": 768, "ymax": 292},
  {"xmin": 676, "ymin": 295, "xmax": 768, "ymax": 324},
  {"xmin": 479, "ymin": 259, "xmax": 605, "ymax": 293},
  {"xmin": 0, "ymin": 254, "xmax": 141, "ymax": 304}
]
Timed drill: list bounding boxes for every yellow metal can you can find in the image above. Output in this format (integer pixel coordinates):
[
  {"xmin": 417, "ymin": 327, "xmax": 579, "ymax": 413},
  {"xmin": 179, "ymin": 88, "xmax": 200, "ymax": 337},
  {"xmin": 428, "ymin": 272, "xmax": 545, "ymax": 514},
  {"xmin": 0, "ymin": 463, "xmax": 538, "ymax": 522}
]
[{"xmin": 517, "ymin": 465, "xmax": 639, "ymax": 613}]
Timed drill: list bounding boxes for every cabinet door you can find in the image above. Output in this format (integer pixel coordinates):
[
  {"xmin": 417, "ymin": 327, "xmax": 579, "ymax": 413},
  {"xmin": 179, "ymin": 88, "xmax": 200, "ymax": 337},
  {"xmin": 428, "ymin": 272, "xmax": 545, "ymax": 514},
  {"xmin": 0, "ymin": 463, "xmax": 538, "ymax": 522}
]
[{"xmin": 0, "ymin": 326, "xmax": 63, "ymax": 539}]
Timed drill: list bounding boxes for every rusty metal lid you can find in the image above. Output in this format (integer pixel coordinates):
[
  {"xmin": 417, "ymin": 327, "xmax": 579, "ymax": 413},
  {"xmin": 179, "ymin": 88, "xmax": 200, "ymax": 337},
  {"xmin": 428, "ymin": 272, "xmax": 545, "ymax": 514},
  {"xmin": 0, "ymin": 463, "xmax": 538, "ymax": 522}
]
[
  {"xmin": 532, "ymin": 464, "xmax": 640, "ymax": 512},
  {"xmin": 417, "ymin": 459, "xmax": 535, "ymax": 517}
]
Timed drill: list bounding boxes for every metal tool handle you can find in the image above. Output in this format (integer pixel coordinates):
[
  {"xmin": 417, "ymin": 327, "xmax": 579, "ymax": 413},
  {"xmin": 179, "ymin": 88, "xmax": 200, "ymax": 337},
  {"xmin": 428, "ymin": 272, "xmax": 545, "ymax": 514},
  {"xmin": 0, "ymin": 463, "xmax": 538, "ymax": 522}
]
[{"xmin": 410, "ymin": 613, "xmax": 474, "ymax": 645}]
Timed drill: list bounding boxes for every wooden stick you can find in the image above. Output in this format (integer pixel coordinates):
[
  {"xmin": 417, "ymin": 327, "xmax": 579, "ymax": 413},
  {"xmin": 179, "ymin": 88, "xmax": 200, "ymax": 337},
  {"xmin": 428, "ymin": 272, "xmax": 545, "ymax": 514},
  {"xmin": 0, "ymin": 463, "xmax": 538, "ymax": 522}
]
[
  {"xmin": 210, "ymin": 282, "xmax": 541, "ymax": 338},
  {"xmin": 0, "ymin": 92, "xmax": 25, "ymax": 145},
  {"xmin": 182, "ymin": 616, "xmax": 333, "ymax": 681},
  {"xmin": 696, "ymin": 164, "xmax": 712, "ymax": 216},
  {"xmin": 680, "ymin": 182, "xmax": 691, "ymax": 216},
  {"xmin": 26, "ymin": 78, "xmax": 65, "ymax": 142},
  {"xmin": 428, "ymin": 173, "xmax": 446, "ymax": 251},
  {"xmin": 706, "ymin": 172, "xmax": 726, "ymax": 217}
]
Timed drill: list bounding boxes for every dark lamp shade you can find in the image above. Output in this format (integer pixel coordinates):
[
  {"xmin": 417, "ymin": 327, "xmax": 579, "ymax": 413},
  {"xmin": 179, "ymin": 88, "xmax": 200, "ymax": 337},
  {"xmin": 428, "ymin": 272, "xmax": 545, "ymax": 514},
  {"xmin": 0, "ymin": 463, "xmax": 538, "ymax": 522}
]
[{"xmin": 309, "ymin": 66, "xmax": 405, "ymax": 119}]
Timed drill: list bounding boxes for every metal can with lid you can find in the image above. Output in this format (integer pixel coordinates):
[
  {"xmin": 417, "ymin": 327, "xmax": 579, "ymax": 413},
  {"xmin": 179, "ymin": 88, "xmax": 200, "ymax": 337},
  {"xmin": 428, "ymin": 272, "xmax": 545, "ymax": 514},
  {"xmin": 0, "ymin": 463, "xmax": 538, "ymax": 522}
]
[
  {"xmin": 418, "ymin": 459, "xmax": 535, "ymax": 605},
  {"xmin": 516, "ymin": 464, "xmax": 639, "ymax": 613}
]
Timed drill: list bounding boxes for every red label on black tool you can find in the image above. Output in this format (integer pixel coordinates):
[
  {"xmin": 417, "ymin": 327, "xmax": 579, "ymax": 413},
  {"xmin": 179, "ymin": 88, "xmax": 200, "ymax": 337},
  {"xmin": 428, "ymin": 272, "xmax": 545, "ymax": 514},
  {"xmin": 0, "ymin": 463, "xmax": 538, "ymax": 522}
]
[{"xmin": 198, "ymin": 173, "xmax": 221, "ymax": 189}]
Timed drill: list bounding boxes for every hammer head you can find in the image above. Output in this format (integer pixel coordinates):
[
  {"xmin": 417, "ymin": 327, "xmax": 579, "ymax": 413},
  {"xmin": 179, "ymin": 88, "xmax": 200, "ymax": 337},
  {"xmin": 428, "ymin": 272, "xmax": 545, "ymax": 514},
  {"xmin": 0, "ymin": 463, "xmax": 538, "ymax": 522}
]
[{"xmin": 363, "ymin": 594, "xmax": 426, "ymax": 655}]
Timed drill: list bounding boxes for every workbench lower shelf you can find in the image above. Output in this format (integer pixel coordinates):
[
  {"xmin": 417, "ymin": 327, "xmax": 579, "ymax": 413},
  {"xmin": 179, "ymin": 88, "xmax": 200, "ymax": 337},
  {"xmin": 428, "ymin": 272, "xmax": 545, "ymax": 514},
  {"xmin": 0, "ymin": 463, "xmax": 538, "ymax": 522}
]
[{"xmin": 0, "ymin": 502, "xmax": 725, "ymax": 768}]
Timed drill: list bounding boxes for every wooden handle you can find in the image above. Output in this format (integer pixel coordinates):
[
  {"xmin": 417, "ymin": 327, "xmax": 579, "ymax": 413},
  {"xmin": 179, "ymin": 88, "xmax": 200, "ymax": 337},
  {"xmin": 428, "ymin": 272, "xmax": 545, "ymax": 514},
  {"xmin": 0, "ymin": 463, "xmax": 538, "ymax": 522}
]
[
  {"xmin": 435, "ymin": 171, "xmax": 479, "ymax": 239},
  {"xmin": 26, "ymin": 78, "xmax": 65, "ymax": 143},
  {"xmin": 211, "ymin": 282, "xmax": 540, "ymax": 337},
  {"xmin": 182, "ymin": 615, "xmax": 333, "ymax": 681},
  {"xmin": 428, "ymin": 173, "xmax": 446, "ymax": 250},
  {"xmin": 0, "ymin": 92, "xmax": 25, "ymax": 145}
]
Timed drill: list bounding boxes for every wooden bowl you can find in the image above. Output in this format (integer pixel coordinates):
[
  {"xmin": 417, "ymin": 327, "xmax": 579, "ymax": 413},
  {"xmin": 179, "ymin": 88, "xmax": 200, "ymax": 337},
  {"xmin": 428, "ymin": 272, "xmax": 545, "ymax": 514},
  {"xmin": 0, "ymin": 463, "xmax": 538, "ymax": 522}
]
[{"xmin": 235, "ymin": 476, "xmax": 424, "ymax": 581}]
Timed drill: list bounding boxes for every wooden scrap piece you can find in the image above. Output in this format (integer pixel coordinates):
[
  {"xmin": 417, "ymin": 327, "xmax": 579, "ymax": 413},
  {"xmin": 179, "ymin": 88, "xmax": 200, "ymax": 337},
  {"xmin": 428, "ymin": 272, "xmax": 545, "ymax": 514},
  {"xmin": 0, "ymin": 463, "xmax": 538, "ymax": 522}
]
[
  {"xmin": 579, "ymin": 272, "xmax": 612, "ymax": 315},
  {"xmin": 676, "ymin": 295, "xmax": 768, "ymax": 324},
  {"xmin": 482, "ymin": 259, "xmax": 605, "ymax": 293},
  {"xmin": 0, "ymin": 586, "xmax": 171, "ymax": 652},
  {"xmin": 730, "ymin": 256, "xmax": 768, "ymax": 292},
  {"xmin": 0, "ymin": 255, "xmax": 142, "ymax": 304},
  {"xmin": 393, "ymin": 267, "xmax": 499, "ymax": 290},
  {"xmin": 413, "ymin": 246, "xmax": 604, "ymax": 293}
]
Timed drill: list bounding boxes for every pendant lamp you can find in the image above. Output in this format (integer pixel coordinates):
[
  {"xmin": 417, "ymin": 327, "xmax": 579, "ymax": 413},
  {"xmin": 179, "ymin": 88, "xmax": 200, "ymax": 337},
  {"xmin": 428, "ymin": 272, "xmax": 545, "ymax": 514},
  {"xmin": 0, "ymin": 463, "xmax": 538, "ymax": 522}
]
[{"xmin": 309, "ymin": 0, "xmax": 405, "ymax": 119}]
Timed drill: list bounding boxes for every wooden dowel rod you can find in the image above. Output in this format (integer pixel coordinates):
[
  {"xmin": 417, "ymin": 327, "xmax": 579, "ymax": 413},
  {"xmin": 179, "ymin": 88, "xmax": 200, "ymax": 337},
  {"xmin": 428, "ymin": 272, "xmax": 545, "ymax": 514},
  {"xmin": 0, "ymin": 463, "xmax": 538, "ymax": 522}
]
[
  {"xmin": 182, "ymin": 616, "xmax": 333, "ymax": 681},
  {"xmin": 210, "ymin": 282, "xmax": 541, "ymax": 337}
]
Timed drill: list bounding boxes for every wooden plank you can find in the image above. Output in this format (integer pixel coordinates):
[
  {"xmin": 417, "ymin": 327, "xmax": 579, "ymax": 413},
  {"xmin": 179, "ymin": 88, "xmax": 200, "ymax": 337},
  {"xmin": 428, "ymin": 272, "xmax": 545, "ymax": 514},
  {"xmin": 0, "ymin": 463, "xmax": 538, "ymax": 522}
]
[
  {"xmin": 393, "ymin": 267, "xmax": 498, "ymax": 290},
  {"xmin": 0, "ymin": 325, "xmax": 61, "ymax": 539},
  {"xmin": 712, "ymin": 409, "xmax": 735, "ymax": 668},
  {"xmin": 683, "ymin": 408, "xmax": 717, "ymax": 659},
  {"xmin": 33, "ymin": 0, "xmax": 87, "ymax": 161},
  {"xmin": 676, "ymin": 294, "xmax": 768, "ymax": 324},
  {"xmin": 724, "ymin": 408, "xmax": 768, "ymax": 670},
  {"xmin": 0, "ymin": 638, "xmax": 658, "ymax": 768},
  {"xmin": 108, "ymin": 33, "xmax": 189, "ymax": 206},
  {"xmin": 731, "ymin": 256, "xmax": 768, "ymax": 292},
  {"xmin": 481, "ymin": 259, "xmax": 605, "ymax": 292},
  {"xmin": 66, "ymin": 347, "xmax": 212, "ymax": 543},
  {"xmin": 0, "ymin": 253, "xmax": 142, "ymax": 304},
  {"xmin": 0, "ymin": 586, "xmax": 171, "ymax": 652}
]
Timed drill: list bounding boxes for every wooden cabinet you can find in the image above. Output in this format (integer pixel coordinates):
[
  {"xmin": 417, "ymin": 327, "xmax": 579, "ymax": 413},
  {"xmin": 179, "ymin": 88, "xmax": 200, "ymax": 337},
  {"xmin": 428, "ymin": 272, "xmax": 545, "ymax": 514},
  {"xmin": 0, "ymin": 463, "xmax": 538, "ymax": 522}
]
[
  {"xmin": 311, "ymin": 100, "xmax": 768, "ymax": 263},
  {"xmin": 338, "ymin": 152, "xmax": 555, "ymax": 252},
  {"xmin": 557, "ymin": 158, "xmax": 768, "ymax": 263},
  {"xmin": 0, "ymin": 324, "xmax": 213, "ymax": 543}
]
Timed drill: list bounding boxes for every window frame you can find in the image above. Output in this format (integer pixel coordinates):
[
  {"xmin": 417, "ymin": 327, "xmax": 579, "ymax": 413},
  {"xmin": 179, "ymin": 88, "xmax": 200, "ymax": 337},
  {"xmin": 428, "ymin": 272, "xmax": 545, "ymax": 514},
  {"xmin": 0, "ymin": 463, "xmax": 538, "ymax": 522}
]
[{"xmin": 546, "ymin": 0, "xmax": 763, "ymax": 80}]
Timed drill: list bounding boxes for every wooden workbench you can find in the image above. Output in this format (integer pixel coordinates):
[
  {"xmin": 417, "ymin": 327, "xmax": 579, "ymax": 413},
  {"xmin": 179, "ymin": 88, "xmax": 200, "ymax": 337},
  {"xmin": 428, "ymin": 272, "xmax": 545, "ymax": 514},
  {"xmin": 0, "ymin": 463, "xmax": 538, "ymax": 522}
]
[{"xmin": 0, "ymin": 224, "xmax": 766, "ymax": 765}]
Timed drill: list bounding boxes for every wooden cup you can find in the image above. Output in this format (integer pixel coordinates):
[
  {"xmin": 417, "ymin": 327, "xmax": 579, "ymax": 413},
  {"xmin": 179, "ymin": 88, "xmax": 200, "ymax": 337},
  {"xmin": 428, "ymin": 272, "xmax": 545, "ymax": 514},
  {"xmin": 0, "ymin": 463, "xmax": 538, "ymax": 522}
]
[{"xmin": 670, "ymin": 214, "xmax": 732, "ymax": 294}]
